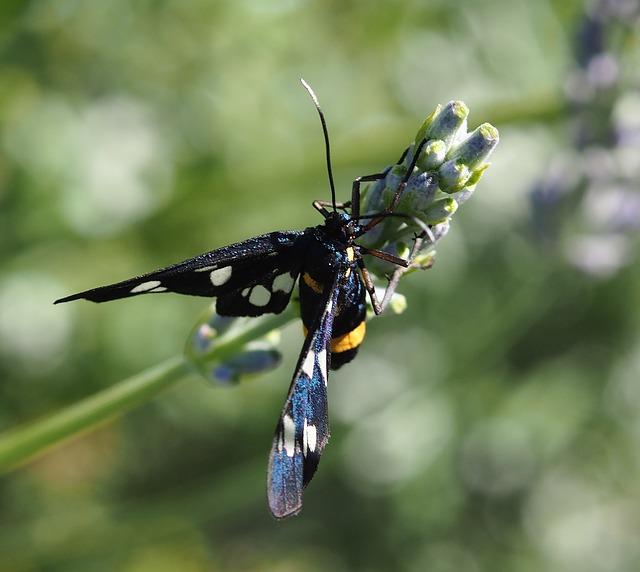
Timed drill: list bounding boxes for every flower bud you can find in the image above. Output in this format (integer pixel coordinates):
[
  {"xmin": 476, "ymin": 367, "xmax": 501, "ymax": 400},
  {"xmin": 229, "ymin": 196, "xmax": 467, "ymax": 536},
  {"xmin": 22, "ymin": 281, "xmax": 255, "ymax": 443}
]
[
  {"xmin": 397, "ymin": 171, "xmax": 439, "ymax": 215},
  {"xmin": 447, "ymin": 123, "xmax": 499, "ymax": 171},
  {"xmin": 424, "ymin": 101, "xmax": 469, "ymax": 150},
  {"xmin": 212, "ymin": 341, "xmax": 281, "ymax": 385},
  {"xmin": 438, "ymin": 160, "xmax": 471, "ymax": 192},
  {"xmin": 417, "ymin": 139, "xmax": 447, "ymax": 171},
  {"xmin": 186, "ymin": 304, "xmax": 282, "ymax": 385},
  {"xmin": 423, "ymin": 198, "xmax": 458, "ymax": 224}
]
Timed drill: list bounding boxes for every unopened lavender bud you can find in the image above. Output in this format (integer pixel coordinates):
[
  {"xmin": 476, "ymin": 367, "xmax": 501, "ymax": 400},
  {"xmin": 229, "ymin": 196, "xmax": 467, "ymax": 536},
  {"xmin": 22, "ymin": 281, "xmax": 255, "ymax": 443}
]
[
  {"xmin": 417, "ymin": 139, "xmax": 447, "ymax": 171},
  {"xmin": 187, "ymin": 309, "xmax": 234, "ymax": 355},
  {"xmin": 424, "ymin": 101, "xmax": 469, "ymax": 150},
  {"xmin": 397, "ymin": 171, "xmax": 438, "ymax": 214},
  {"xmin": 451, "ymin": 163, "xmax": 490, "ymax": 205},
  {"xmin": 447, "ymin": 123, "xmax": 499, "ymax": 170},
  {"xmin": 438, "ymin": 160, "xmax": 471, "ymax": 192},
  {"xmin": 423, "ymin": 198, "xmax": 458, "ymax": 224},
  {"xmin": 213, "ymin": 342, "xmax": 281, "ymax": 385}
]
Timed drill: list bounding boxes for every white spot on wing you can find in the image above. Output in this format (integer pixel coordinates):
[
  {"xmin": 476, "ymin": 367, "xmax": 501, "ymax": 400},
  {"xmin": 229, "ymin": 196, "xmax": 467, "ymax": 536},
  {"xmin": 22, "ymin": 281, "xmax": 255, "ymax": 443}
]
[
  {"xmin": 150, "ymin": 286, "xmax": 167, "ymax": 293},
  {"xmin": 249, "ymin": 285, "xmax": 270, "ymax": 306},
  {"xmin": 317, "ymin": 348, "xmax": 328, "ymax": 386},
  {"xmin": 272, "ymin": 273, "xmax": 295, "ymax": 293},
  {"xmin": 302, "ymin": 419, "xmax": 308, "ymax": 454},
  {"xmin": 195, "ymin": 265, "xmax": 217, "ymax": 273},
  {"xmin": 302, "ymin": 349, "xmax": 315, "ymax": 378},
  {"xmin": 131, "ymin": 280, "xmax": 161, "ymax": 293},
  {"xmin": 306, "ymin": 424, "xmax": 317, "ymax": 453},
  {"xmin": 242, "ymin": 287, "xmax": 250, "ymax": 297},
  {"xmin": 283, "ymin": 415, "xmax": 296, "ymax": 457},
  {"xmin": 209, "ymin": 266, "xmax": 232, "ymax": 286}
]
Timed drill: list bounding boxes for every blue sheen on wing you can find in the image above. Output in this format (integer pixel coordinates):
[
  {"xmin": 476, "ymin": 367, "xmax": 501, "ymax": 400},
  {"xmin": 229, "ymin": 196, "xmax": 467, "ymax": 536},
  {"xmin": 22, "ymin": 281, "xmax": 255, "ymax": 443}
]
[{"xmin": 267, "ymin": 268, "xmax": 341, "ymax": 519}]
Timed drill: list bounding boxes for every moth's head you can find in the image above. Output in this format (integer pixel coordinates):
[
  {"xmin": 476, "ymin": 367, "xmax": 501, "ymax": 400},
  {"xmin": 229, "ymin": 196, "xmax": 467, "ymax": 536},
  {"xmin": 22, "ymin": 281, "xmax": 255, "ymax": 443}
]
[{"xmin": 323, "ymin": 211, "xmax": 359, "ymax": 243}]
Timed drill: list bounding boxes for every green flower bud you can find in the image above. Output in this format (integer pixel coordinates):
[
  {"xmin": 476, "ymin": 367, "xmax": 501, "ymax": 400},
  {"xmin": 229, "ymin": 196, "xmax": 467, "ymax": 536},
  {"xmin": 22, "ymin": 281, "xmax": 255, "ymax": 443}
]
[
  {"xmin": 424, "ymin": 101, "xmax": 469, "ymax": 149},
  {"xmin": 423, "ymin": 198, "xmax": 458, "ymax": 224},
  {"xmin": 465, "ymin": 163, "xmax": 489, "ymax": 187},
  {"xmin": 396, "ymin": 172, "xmax": 438, "ymax": 215},
  {"xmin": 438, "ymin": 160, "xmax": 471, "ymax": 192},
  {"xmin": 417, "ymin": 139, "xmax": 447, "ymax": 171},
  {"xmin": 447, "ymin": 123, "xmax": 499, "ymax": 171}
]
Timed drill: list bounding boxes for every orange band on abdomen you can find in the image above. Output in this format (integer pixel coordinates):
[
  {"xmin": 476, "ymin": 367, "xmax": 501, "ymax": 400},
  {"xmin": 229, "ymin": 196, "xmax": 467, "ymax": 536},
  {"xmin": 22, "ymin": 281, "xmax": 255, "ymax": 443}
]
[
  {"xmin": 302, "ymin": 272, "xmax": 324, "ymax": 294},
  {"xmin": 301, "ymin": 320, "xmax": 366, "ymax": 353},
  {"xmin": 330, "ymin": 321, "xmax": 366, "ymax": 354}
]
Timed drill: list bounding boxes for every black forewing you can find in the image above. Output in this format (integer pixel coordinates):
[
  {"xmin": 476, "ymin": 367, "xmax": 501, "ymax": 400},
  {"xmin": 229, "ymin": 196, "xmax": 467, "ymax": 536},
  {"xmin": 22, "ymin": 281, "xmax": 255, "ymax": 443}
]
[
  {"xmin": 267, "ymin": 266, "xmax": 343, "ymax": 519},
  {"xmin": 55, "ymin": 231, "xmax": 308, "ymax": 316}
]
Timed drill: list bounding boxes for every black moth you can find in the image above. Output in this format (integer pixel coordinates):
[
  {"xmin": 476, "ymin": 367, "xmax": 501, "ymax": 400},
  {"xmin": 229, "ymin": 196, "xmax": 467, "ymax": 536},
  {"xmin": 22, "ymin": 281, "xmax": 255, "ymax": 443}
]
[{"xmin": 55, "ymin": 80, "xmax": 433, "ymax": 519}]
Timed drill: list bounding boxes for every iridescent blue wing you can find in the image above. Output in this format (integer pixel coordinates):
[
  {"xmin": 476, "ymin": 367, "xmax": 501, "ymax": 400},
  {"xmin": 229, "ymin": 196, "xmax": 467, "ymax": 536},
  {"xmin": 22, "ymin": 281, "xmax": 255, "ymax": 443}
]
[
  {"xmin": 55, "ymin": 231, "xmax": 308, "ymax": 317},
  {"xmin": 267, "ymin": 267, "xmax": 343, "ymax": 519}
]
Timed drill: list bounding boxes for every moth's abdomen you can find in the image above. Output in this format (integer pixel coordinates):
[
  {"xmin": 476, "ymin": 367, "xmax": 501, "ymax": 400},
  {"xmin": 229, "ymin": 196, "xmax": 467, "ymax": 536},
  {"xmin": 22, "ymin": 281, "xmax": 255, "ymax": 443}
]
[
  {"xmin": 327, "ymin": 320, "xmax": 366, "ymax": 369},
  {"xmin": 299, "ymin": 258, "xmax": 366, "ymax": 371}
]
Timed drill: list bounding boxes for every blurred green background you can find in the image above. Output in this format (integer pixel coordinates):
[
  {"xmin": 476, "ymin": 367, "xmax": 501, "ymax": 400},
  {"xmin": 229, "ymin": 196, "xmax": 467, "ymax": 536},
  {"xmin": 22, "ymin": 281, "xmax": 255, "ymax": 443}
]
[{"xmin": 1, "ymin": 0, "xmax": 639, "ymax": 570}]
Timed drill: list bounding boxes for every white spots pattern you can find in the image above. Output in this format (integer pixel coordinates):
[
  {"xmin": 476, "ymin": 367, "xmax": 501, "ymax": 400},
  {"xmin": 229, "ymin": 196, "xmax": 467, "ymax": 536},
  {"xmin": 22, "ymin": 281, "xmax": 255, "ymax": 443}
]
[
  {"xmin": 306, "ymin": 423, "xmax": 317, "ymax": 453},
  {"xmin": 272, "ymin": 273, "xmax": 295, "ymax": 293},
  {"xmin": 195, "ymin": 265, "xmax": 217, "ymax": 273},
  {"xmin": 130, "ymin": 280, "xmax": 161, "ymax": 293},
  {"xmin": 302, "ymin": 350, "xmax": 315, "ymax": 379},
  {"xmin": 209, "ymin": 266, "xmax": 232, "ymax": 286},
  {"xmin": 283, "ymin": 415, "xmax": 296, "ymax": 457},
  {"xmin": 249, "ymin": 285, "xmax": 271, "ymax": 307},
  {"xmin": 317, "ymin": 348, "xmax": 327, "ymax": 386},
  {"xmin": 242, "ymin": 287, "xmax": 250, "ymax": 297}
]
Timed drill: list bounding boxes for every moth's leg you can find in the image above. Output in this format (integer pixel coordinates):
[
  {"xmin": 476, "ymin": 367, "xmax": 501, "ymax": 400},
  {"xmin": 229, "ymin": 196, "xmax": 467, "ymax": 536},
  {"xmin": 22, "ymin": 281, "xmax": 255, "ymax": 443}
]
[
  {"xmin": 388, "ymin": 137, "xmax": 429, "ymax": 212},
  {"xmin": 358, "ymin": 245, "xmax": 410, "ymax": 268},
  {"xmin": 356, "ymin": 244, "xmax": 412, "ymax": 315},
  {"xmin": 312, "ymin": 200, "xmax": 351, "ymax": 217},
  {"xmin": 355, "ymin": 256, "xmax": 383, "ymax": 315},
  {"xmin": 395, "ymin": 145, "xmax": 411, "ymax": 166},
  {"xmin": 362, "ymin": 138, "xmax": 429, "ymax": 232},
  {"xmin": 351, "ymin": 172, "xmax": 387, "ymax": 220},
  {"xmin": 378, "ymin": 234, "xmax": 432, "ymax": 313},
  {"xmin": 350, "ymin": 145, "xmax": 410, "ymax": 221},
  {"xmin": 312, "ymin": 201, "xmax": 331, "ymax": 217}
]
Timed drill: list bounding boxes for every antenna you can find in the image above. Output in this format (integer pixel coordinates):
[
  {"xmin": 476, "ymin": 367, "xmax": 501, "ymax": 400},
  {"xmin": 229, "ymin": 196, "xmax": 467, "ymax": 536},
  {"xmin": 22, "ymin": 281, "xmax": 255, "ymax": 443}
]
[{"xmin": 300, "ymin": 78, "xmax": 337, "ymax": 212}]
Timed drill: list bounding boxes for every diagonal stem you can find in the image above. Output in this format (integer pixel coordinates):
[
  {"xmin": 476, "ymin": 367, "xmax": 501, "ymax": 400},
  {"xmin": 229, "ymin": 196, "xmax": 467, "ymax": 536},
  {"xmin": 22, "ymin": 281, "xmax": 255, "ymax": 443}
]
[{"xmin": 0, "ymin": 307, "xmax": 297, "ymax": 473}]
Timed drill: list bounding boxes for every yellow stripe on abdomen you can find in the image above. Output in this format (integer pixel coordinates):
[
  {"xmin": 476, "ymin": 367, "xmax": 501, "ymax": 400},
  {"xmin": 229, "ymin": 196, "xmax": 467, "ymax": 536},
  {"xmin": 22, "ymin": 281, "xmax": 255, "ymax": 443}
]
[
  {"xmin": 331, "ymin": 321, "xmax": 366, "ymax": 354},
  {"xmin": 301, "ymin": 320, "xmax": 366, "ymax": 354},
  {"xmin": 302, "ymin": 272, "xmax": 323, "ymax": 294}
]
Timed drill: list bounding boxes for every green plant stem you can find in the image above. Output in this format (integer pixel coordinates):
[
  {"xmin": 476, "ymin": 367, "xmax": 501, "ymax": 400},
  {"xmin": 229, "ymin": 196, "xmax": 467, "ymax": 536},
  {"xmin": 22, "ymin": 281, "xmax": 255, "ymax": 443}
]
[{"xmin": 0, "ymin": 307, "xmax": 297, "ymax": 473}]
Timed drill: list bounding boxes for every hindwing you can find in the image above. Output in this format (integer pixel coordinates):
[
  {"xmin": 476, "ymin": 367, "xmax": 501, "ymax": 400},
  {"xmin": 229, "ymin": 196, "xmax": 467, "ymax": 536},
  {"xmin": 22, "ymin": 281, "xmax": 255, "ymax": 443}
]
[{"xmin": 267, "ymin": 265, "xmax": 344, "ymax": 519}]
